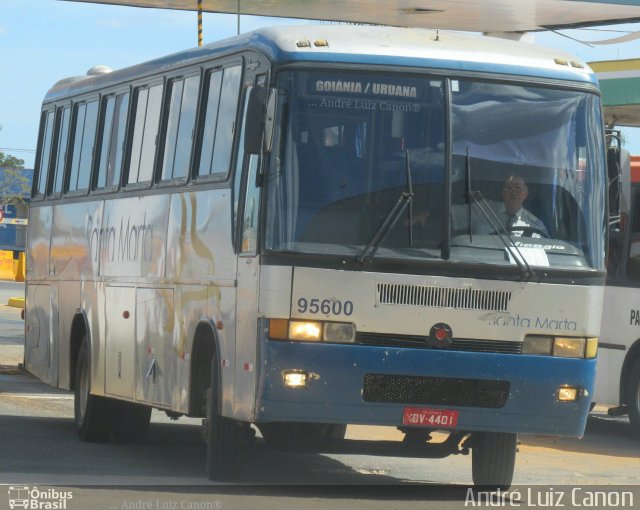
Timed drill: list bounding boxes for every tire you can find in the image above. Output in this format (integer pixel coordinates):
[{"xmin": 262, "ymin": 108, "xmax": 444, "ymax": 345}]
[
  {"xmin": 626, "ymin": 358, "xmax": 640, "ymax": 439},
  {"xmin": 111, "ymin": 401, "xmax": 152, "ymax": 443},
  {"xmin": 74, "ymin": 337, "xmax": 114, "ymax": 442},
  {"xmin": 205, "ymin": 360, "xmax": 245, "ymax": 481},
  {"xmin": 471, "ymin": 432, "xmax": 517, "ymax": 489}
]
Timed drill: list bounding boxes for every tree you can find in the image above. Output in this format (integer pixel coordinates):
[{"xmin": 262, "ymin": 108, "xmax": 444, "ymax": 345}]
[
  {"xmin": 0, "ymin": 151, "xmax": 30, "ymax": 208},
  {"xmin": 0, "ymin": 152, "xmax": 25, "ymax": 169}
]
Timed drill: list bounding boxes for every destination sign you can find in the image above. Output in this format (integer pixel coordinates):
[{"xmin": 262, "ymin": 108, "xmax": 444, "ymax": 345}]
[
  {"xmin": 308, "ymin": 75, "xmax": 436, "ymax": 101},
  {"xmin": 315, "ymin": 80, "xmax": 418, "ymax": 98}
]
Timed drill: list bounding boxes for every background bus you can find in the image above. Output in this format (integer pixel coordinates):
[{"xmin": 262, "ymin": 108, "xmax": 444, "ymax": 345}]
[
  {"xmin": 0, "ymin": 167, "xmax": 31, "ymax": 281},
  {"xmin": 26, "ymin": 25, "xmax": 607, "ymax": 486},
  {"xmin": 599, "ymin": 148, "xmax": 640, "ymax": 437}
]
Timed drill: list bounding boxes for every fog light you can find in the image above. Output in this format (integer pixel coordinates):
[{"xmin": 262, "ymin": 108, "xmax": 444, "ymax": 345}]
[
  {"xmin": 282, "ymin": 370, "xmax": 308, "ymax": 388},
  {"xmin": 557, "ymin": 386, "xmax": 579, "ymax": 402}
]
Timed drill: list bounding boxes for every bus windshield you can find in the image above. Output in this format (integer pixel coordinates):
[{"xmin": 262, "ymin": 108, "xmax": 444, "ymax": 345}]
[{"xmin": 265, "ymin": 69, "xmax": 606, "ymax": 272}]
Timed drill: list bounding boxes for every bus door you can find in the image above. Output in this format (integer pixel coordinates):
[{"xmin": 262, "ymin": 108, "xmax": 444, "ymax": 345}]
[{"xmin": 233, "ymin": 72, "xmax": 268, "ymax": 419}]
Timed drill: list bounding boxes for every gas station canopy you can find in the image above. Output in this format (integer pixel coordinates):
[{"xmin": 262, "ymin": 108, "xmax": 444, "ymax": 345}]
[
  {"xmin": 63, "ymin": 0, "xmax": 640, "ymax": 34},
  {"xmin": 591, "ymin": 59, "xmax": 640, "ymax": 127}
]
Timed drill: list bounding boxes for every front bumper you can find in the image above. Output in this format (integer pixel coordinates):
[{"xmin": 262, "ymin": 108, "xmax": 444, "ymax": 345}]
[{"xmin": 255, "ymin": 338, "xmax": 595, "ymax": 437}]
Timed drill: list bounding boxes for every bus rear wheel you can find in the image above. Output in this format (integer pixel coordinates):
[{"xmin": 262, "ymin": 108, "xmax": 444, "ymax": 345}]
[
  {"xmin": 626, "ymin": 358, "xmax": 640, "ymax": 439},
  {"xmin": 471, "ymin": 432, "xmax": 517, "ymax": 489},
  {"xmin": 74, "ymin": 337, "xmax": 114, "ymax": 442}
]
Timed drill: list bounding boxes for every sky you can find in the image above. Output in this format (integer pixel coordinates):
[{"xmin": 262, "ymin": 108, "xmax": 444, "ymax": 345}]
[{"xmin": 3, "ymin": 0, "xmax": 640, "ymax": 168}]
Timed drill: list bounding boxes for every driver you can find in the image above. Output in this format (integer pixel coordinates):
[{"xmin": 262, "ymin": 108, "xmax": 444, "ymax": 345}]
[
  {"xmin": 494, "ymin": 175, "xmax": 548, "ymax": 237},
  {"xmin": 447, "ymin": 174, "xmax": 549, "ymax": 237}
]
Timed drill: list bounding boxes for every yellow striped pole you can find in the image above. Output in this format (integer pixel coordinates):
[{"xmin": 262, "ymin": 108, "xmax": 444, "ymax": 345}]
[{"xmin": 198, "ymin": 0, "xmax": 203, "ymax": 47}]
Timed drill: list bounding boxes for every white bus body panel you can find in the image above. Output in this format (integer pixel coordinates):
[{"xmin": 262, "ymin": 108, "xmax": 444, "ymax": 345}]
[
  {"xmin": 24, "ymin": 284, "xmax": 57, "ymax": 386},
  {"xmin": 25, "ymin": 189, "xmax": 240, "ymax": 415},
  {"xmin": 278, "ymin": 267, "xmax": 602, "ymax": 339},
  {"xmin": 596, "ymin": 285, "xmax": 639, "ymax": 405}
]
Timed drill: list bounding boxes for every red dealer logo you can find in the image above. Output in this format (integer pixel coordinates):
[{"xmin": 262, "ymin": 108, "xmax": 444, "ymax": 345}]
[{"xmin": 429, "ymin": 323, "xmax": 453, "ymax": 348}]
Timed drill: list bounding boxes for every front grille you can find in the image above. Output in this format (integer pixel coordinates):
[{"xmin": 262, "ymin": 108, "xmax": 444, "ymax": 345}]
[
  {"xmin": 377, "ymin": 283, "xmax": 512, "ymax": 312},
  {"xmin": 357, "ymin": 332, "xmax": 523, "ymax": 354},
  {"xmin": 363, "ymin": 374, "xmax": 510, "ymax": 408}
]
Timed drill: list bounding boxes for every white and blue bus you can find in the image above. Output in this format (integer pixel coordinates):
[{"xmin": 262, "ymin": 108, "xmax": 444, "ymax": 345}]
[{"xmin": 26, "ymin": 25, "xmax": 606, "ymax": 486}]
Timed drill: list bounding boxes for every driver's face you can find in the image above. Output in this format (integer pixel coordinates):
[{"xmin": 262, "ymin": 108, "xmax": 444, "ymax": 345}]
[{"xmin": 501, "ymin": 177, "xmax": 528, "ymax": 215}]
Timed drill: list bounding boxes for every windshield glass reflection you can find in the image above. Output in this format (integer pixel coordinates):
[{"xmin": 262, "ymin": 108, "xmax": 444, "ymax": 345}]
[{"xmin": 265, "ymin": 70, "xmax": 606, "ymax": 272}]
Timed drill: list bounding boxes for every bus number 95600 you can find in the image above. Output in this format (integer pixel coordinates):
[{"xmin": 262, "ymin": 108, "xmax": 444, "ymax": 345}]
[{"xmin": 297, "ymin": 297, "xmax": 354, "ymax": 316}]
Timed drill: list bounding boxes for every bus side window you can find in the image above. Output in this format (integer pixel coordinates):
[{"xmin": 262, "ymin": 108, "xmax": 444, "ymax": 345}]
[
  {"xmin": 128, "ymin": 84, "xmax": 163, "ymax": 185},
  {"xmin": 626, "ymin": 190, "xmax": 640, "ymax": 281},
  {"xmin": 68, "ymin": 100, "xmax": 99, "ymax": 193},
  {"xmin": 161, "ymin": 74, "xmax": 200, "ymax": 181},
  {"xmin": 34, "ymin": 110, "xmax": 55, "ymax": 197},
  {"xmin": 51, "ymin": 106, "xmax": 71, "ymax": 196},
  {"xmin": 197, "ymin": 65, "xmax": 242, "ymax": 179},
  {"xmin": 95, "ymin": 92, "xmax": 129, "ymax": 190}
]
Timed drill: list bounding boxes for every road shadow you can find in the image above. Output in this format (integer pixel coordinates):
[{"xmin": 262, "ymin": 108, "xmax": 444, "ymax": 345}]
[
  {"xmin": 0, "ymin": 414, "xmax": 422, "ymax": 485},
  {"xmin": 521, "ymin": 413, "xmax": 640, "ymax": 458},
  {"xmin": 0, "ymin": 367, "xmax": 69, "ymax": 395}
]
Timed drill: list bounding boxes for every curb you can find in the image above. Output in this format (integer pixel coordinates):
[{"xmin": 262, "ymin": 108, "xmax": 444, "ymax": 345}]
[{"xmin": 7, "ymin": 297, "xmax": 25, "ymax": 309}]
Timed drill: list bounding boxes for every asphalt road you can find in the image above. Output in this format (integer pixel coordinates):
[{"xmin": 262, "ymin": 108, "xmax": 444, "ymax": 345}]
[{"xmin": 1, "ymin": 281, "xmax": 639, "ymax": 510}]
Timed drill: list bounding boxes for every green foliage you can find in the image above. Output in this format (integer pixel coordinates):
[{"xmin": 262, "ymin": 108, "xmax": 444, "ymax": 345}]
[
  {"xmin": 0, "ymin": 152, "xmax": 25, "ymax": 169},
  {"xmin": 0, "ymin": 151, "xmax": 30, "ymax": 207}
]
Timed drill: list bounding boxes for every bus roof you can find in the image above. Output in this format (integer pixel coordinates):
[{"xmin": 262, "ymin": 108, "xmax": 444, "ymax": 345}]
[{"xmin": 44, "ymin": 25, "xmax": 597, "ymax": 103}]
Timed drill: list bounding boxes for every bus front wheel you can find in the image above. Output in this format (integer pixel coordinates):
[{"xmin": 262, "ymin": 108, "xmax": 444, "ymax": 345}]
[
  {"xmin": 471, "ymin": 432, "xmax": 517, "ymax": 489},
  {"xmin": 204, "ymin": 363, "xmax": 246, "ymax": 481},
  {"xmin": 626, "ymin": 358, "xmax": 640, "ymax": 439},
  {"xmin": 73, "ymin": 337, "xmax": 114, "ymax": 442}
]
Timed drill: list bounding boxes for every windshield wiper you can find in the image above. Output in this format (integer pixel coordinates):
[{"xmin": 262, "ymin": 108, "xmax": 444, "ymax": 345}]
[
  {"xmin": 464, "ymin": 151, "xmax": 534, "ymax": 281},
  {"xmin": 465, "ymin": 147, "xmax": 473, "ymax": 243},
  {"xmin": 357, "ymin": 150, "xmax": 414, "ymax": 265}
]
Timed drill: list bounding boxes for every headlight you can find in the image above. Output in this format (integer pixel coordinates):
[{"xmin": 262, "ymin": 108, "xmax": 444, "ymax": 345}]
[
  {"xmin": 523, "ymin": 335, "xmax": 597, "ymax": 359},
  {"xmin": 522, "ymin": 335, "xmax": 553, "ymax": 355},
  {"xmin": 289, "ymin": 321, "xmax": 322, "ymax": 341},
  {"xmin": 553, "ymin": 337, "xmax": 585, "ymax": 358},
  {"xmin": 324, "ymin": 322, "xmax": 356, "ymax": 343},
  {"xmin": 269, "ymin": 319, "xmax": 356, "ymax": 343}
]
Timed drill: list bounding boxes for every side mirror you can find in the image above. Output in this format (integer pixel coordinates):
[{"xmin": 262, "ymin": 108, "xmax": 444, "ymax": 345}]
[
  {"xmin": 607, "ymin": 145, "xmax": 622, "ymax": 218},
  {"xmin": 263, "ymin": 88, "xmax": 278, "ymax": 153},
  {"xmin": 607, "ymin": 145, "xmax": 631, "ymax": 229},
  {"xmin": 620, "ymin": 148, "xmax": 631, "ymax": 216},
  {"xmin": 244, "ymin": 86, "xmax": 267, "ymax": 155}
]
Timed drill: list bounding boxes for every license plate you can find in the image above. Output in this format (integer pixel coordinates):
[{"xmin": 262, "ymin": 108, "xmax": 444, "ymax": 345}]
[{"xmin": 402, "ymin": 407, "xmax": 459, "ymax": 428}]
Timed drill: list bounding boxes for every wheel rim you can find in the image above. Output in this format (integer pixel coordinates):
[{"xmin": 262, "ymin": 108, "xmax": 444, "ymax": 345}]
[{"xmin": 78, "ymin": 358, "xmax": 89, "ymax": 422}]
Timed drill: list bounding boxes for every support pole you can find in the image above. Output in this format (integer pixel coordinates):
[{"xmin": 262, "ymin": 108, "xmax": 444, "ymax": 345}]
[{"xmin": 198, "ymin": 0, "xmax": 203, "ymax": 47}]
